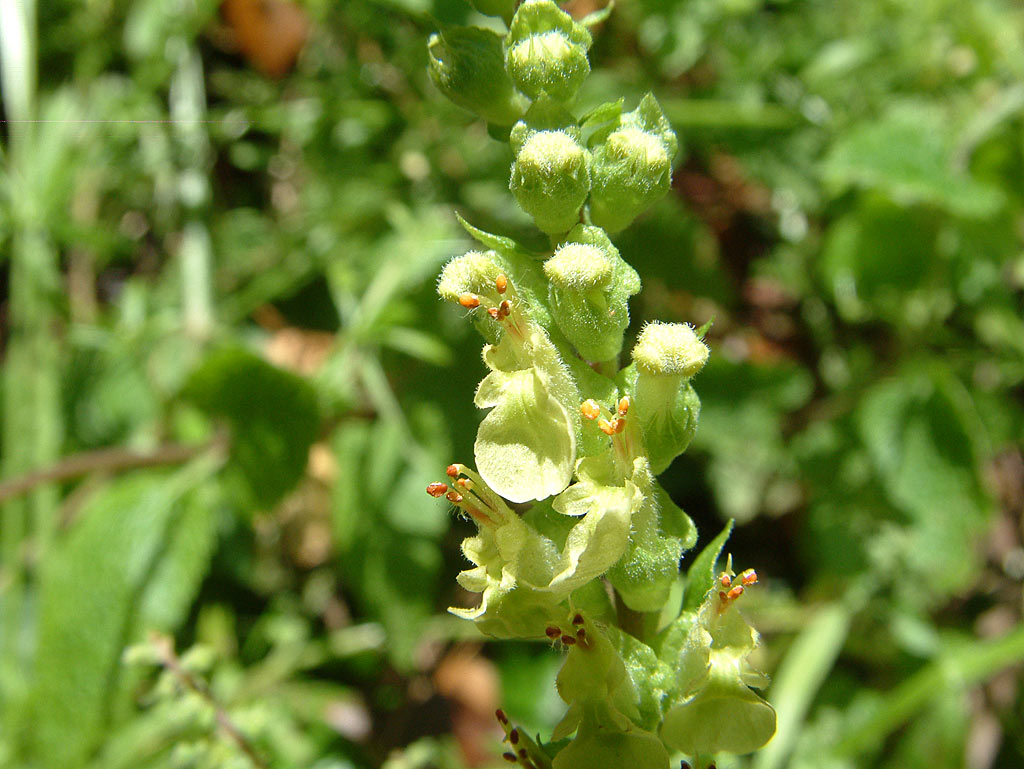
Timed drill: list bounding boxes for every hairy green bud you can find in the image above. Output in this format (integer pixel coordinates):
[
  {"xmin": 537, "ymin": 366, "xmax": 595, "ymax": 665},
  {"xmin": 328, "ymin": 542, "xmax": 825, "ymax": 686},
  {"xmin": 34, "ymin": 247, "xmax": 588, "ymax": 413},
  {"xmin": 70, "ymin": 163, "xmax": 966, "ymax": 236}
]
[
  {"xmin": 631, "ymin": 322, "xmax": 708, "ymax": 378},
  {"xmin": 544, "ymin": 225, "xmax": 640, "ymax": 362},
  {"xmin": 510, "ymin": 130, "xmax": 590, "ymax": 235},
  {"xmin": 428, "ymin": 26, "xmax": 526, "ymax": 126},
  {"xmin": 588, "ymin": 94, "xmax": 679, "ymax": 232},
  {"xmin": 629, "ymin": 323, "xmax": 708, "ymax": 473},
  {"xmin": 504, "ymin": 0, "xmax": 592, "ymax": 103}
]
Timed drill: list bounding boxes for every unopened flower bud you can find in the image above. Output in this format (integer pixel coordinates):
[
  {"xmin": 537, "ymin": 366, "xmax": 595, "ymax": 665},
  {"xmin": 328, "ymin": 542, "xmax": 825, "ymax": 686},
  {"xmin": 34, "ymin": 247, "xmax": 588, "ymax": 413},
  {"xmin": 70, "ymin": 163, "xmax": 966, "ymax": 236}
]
[
  {"xmin": 631, "ymin": 322, "xmax": 708, "ymax": 379},
  {"xmin": 630, "ymin": 322, "xmax": 708, "ymax": 472},
  {"xmin": 588, "ymin": 94, "xmax": 679, "ymax": 232},
  {"xmin": 542, "ymin": 225, "xmax": 639, "ymax": 360},
  {"xmin": 510, "ymin": 130, "xmax": 590, "ymax": 235},
  {"xmin": 428, "ymin": 26, "xmax": 526, "ymax": 126},
  {"xmin": 504, "ymin": 0, "xmax": 592, "ymax": 103}
]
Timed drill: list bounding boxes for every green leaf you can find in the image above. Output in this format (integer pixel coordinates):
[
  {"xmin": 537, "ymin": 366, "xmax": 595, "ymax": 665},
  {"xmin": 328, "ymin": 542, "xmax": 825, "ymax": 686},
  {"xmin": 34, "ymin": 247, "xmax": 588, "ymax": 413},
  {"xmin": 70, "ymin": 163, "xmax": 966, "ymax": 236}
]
[
  {"xmin": 682, "ymin": 520, "xmax": 733, "ymax": 613},
  {"xmin": 30, "ymin": 460, "xmax": 218, "ymax": 769},
  {"xmin": 183, "ymin": 348, "xmax": 320, "ymax": 507},
  {"xmin": 822, "ymin": 102, "xmax": 1003, "ymax": 218}
]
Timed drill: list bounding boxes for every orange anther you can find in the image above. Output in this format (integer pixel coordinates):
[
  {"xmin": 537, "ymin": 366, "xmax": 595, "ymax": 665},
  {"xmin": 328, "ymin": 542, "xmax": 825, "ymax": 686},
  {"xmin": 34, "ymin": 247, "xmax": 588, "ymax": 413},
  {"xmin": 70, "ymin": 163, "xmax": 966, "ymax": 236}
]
[
  {"xmin": 456, "ymin": 477, "xmax": 474, "ymax": 490},
  {"xmin": 487, "ymin": 307, "xmax": 501, "ymax": 319},
  {"xmin": 598, "ymin": 419, "xmax": 615, "ymax": 436},
  {"xmin": 458, "ymin": 294, "xmax": 480, "ymax": 309},
  {"xmin": 719, "ymin": 574, "xmax": 732, "ymax": 588},
  {"xmin": 446, "ymin": 464, "xmax": 459, "ymax": 478},
  {"xmin": 741, "ymin": 569, "xmax": 758, "ymax": 586},
  {"xmin": 426, "ymin": 482, "xmax": 448, "ymax": 497},
  {"xmin": 581, "ymin": 400, "xmax": 600, "ymax": 420},
  {"xmin": 612, "ymin": 418, "xmax": 626, "ymax": 433},
  {"xmin": 445, "ymin": 490, "xmax": 464, "ymax": 504},
  {"xmin": 617, "ymin": 396, "xmax": 630, "ymax": 415},
  {"xmin": 499, "ymin": 300, "xmax": 511, "ymax": 317},
  {"xmin": 496, "ymin": 274, "xmax": 507, "ymax": 294},
  {"xmin": 727, "ymin": 585, "xmax": 745, "ymax": 600}
]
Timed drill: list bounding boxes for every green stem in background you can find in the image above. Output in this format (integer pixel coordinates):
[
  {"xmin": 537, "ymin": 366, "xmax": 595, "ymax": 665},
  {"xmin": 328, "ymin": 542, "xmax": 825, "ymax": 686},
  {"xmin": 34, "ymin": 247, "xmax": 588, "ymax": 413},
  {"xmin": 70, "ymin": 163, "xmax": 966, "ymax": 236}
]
[
  {"xmin": 0, "ymin": 1, "xmax": 62, "ymax": 743},
  {"xmin": 752, "ymin": 600, "xmax": 855, "ymax": 769},
  {"xmin": 168, "ymin": 4, "xmax": 213, "ymax": 341},
  {"xmin": 833, "ymin": 621, "xmax": 1024, "ymax": 758}
]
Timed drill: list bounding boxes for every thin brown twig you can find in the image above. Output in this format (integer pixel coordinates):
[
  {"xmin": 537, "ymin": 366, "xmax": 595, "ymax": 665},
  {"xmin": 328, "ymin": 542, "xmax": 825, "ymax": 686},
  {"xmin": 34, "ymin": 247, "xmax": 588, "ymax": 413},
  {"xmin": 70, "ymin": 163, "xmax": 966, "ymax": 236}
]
[
  {"xmin": 150, "ymin": 633, "xmax": 271, "ymax": 769},
  {"xmin": 0, "ymin": 439, "xmax": 220, "ymax": 506}
]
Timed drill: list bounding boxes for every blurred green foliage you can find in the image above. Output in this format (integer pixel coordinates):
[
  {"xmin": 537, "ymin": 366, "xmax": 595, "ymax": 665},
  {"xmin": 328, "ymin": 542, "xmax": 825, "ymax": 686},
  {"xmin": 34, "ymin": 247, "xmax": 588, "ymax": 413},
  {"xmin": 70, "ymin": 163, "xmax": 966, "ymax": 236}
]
[{"xmin": 0, "ymin": 0, "xmax": 1022, "ymax": 768}]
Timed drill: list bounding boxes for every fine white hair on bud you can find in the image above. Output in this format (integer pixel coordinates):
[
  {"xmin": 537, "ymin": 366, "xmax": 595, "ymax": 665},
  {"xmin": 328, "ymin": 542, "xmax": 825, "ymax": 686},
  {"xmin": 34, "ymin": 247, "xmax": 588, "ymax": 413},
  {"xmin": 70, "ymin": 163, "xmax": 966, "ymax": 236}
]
[
  {"xmin": 510, "ymin": 130, "xmax": 590, "ymax": 235},
  {"xmin": 504, "ymin": 0, "xmax": 592, "ymax": 103},
  {"xmin": 543, "ymin": 243, "xmax": 613, "ymax": 291},
  {"xmin": 631, "ymin": 321, "xmax": 709, "ymax": 379},
  {"xmin": 437, "ymin": 250, "xmax": 505, "ymax": 305}
]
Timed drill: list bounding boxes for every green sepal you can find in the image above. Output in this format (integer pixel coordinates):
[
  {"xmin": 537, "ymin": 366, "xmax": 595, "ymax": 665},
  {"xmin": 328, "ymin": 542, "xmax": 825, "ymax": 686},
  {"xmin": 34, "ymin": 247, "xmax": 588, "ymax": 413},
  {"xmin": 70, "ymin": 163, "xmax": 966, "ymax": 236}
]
[
  {"xmin": 544, "ymin": 224, "xmax": 640, "ymax": 362},
  {"xmin": 587, "ymin": 94, "xmax": 679, "ymax": 232},
  {"xmin": 606, "ymin": 497, "xmax": 683, "ymax": 612},
  {"xmin": 682, "ymin": 520, "xmax": 733, "ymax": 613},
  {"xmin": 655, "ymin": 484, "xmax": 697, "ymax": 548},
  {"xmin": 510, "ymin": 129, "xmax": 591, "ymax": 235},
  {"xmin": 504, "ymin": 0, "xmax": 593, "ymax": 103},
  {"xmin": 579, "ymin": 0, "xmax": 615, "ymax": 28},
  {"xmin": 605, "ymin": 626, "xmax": 675, "ymax": 731},
  {"xmin": 466, "ymin": 0, "xmax": 516, "ymax": 22},
  {"xmin": 427, "ymin": 26, "xmax": 527, "ymax": 126}
]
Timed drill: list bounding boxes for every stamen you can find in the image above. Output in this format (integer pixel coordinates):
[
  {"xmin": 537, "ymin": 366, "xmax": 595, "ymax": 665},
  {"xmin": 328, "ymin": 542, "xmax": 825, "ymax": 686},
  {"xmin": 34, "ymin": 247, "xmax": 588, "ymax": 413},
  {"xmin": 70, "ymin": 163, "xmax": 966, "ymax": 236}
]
[
  {"xmin": 496, "ymin": 274, "xmax": 507, "ymax": 294},
  {"xmin": 499, "ymin": 300, "xmax": 511, "ymax": 318},
  {"xmin": 446, "ymin": 490, "xmax": 464, "ymax": 504},
  {"xmin": 545, "ymin": 626, "xmax": 561, "ymax": 639},
  {"xmin": 741, "ymin": 569, "xmax": 758, "ymax": 586},
  {"xmin": 496, "ymin": 709, "xmax": 508, "ymax": 725},
  {"xmin": 560, "ymin": 634, "xmax": 576, "ymax": 645},
  {"xmin": 576, "ymin": 628, "xmax": 586, "ymax": 640},
  {"xmin": 446, "ymin": 464, "xmax": 459, "ymax": 478},
  {"xmin": 598, "ymin": 419, "xmax": 615, "ymax": 436},
  {"xmin": 488, "ymin": 307, "xmax": 501, "ymax": 319},
  {"xmin": 502, "ymin": 753, "xmax": 517, "ymax": 763},
  {"xmin": 571, "ymin": 613, "xmax": 584, "ymax": 625},
  {"xmin": 727, "ymin": 585, "xmax": 745, "ymax": 600},
  {"xmin": 617, "ymin": 396, "xmax": 630, "ymax": 415},
  {"xmin": 456, "ymin": 477, "xmax": 474, "ymax": 490},
  {"xmin": 426, "ymin": 482, "xmax": 448, "ymax": 497},
  {"xmin": 518, "ymin": 749, "xmax": 528, "ymax": 760},
  {"xmin": 458, "ymin": 294, "xmax": 480, "ymax": 309},
  {"xmin": 612, "ymin": 418, "xmax": 626, "ymax": 433},
  {"xmin": 581, "ymin": 400, "xmax": 600, "ymax": 420},
  {"xmin": 719, "ymin": 573, "xmax": 732, "ymax": 588},
  {"xmin": 509, "ymin": 729, "xmax": 519, "ymax": 745}
]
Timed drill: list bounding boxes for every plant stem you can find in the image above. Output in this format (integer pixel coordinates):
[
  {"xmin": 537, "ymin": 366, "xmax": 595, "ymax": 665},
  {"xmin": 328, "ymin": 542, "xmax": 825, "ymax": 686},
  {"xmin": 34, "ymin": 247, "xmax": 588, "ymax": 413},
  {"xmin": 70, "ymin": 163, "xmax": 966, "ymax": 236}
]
[{"xmin": 168, "ymin": 3, "xmax": 213, "ymax": 341}]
